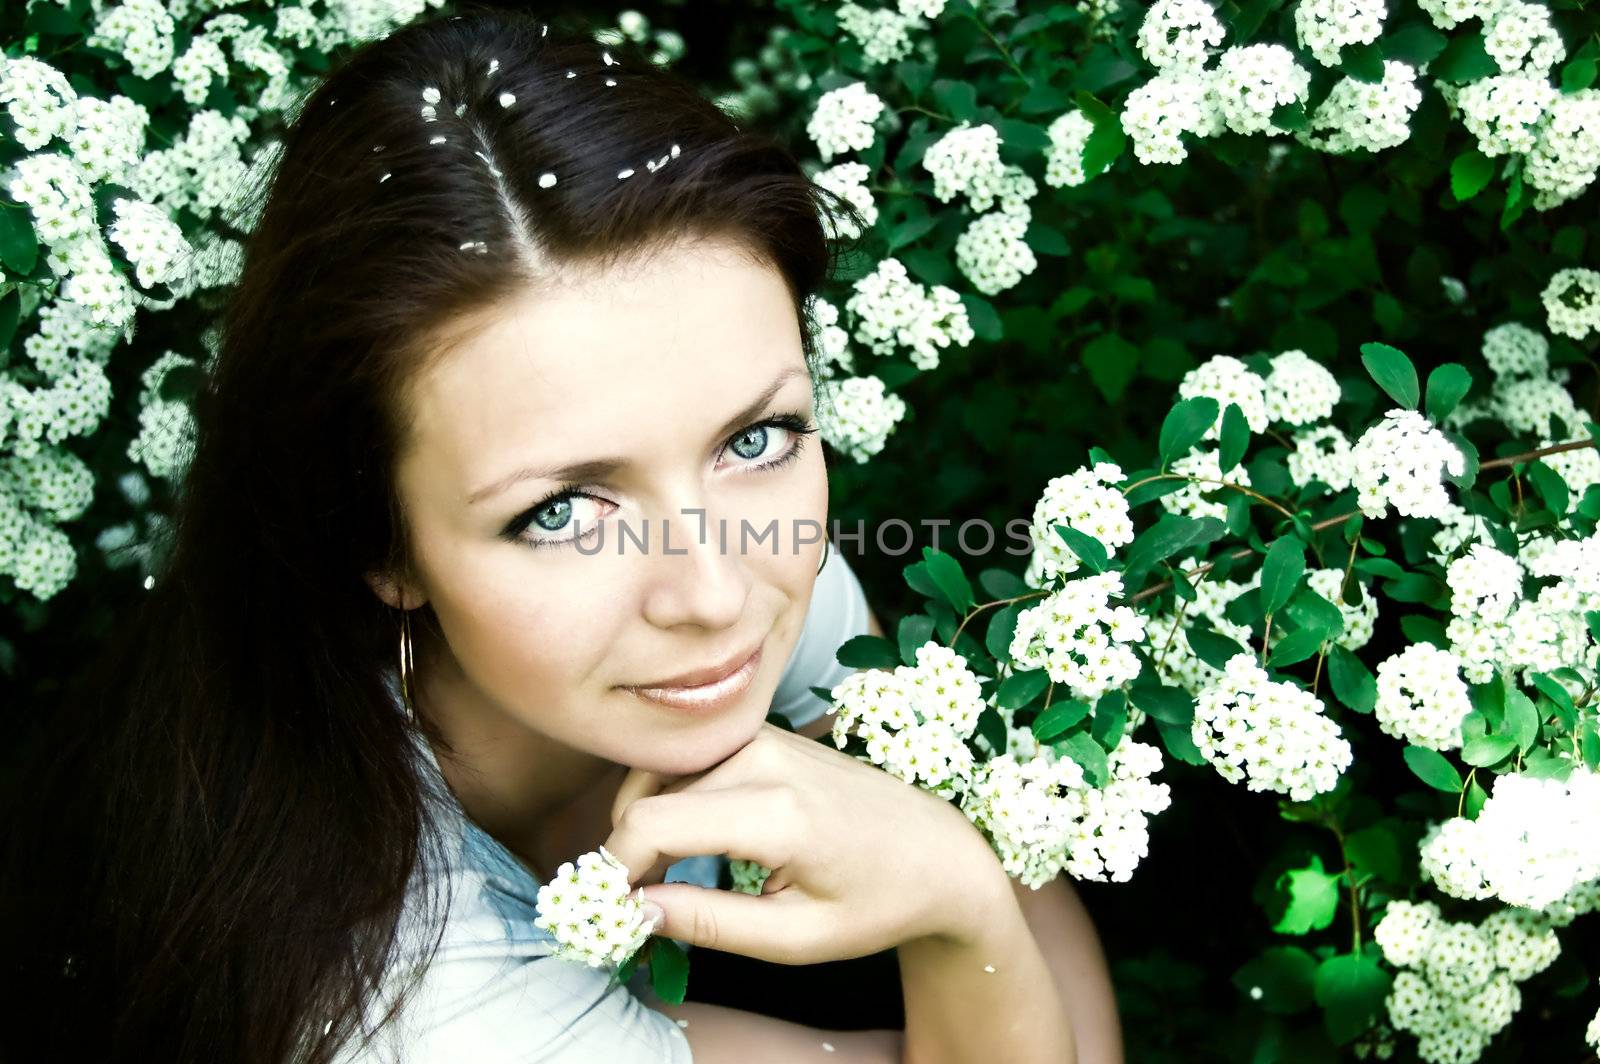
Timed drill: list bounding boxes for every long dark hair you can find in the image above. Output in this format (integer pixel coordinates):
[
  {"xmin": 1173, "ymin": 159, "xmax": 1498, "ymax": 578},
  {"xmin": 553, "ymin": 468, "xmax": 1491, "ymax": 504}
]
[{"xmin": 1, "ymin": 8, "xmax": 863, "ymax": 1062}]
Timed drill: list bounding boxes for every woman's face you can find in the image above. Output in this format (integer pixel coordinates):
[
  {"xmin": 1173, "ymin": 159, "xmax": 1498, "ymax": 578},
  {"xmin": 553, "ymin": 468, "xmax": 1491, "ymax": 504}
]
[{"xmin": 380, "ymin": 234, "xmax": 828, "ymax": 776}]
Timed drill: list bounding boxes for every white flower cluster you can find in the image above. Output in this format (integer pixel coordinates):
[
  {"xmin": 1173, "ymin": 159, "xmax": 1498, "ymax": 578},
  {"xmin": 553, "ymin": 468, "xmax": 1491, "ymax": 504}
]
[
  {"xmin": 1294, "ymin": 0, "xmax": 1386, "ymax": 67},
  {"xmin": 1211, "ymin": 44, "xmax": 1312, "ymax": 136},
  {"xmin": 1300, "ymin": 61, "xmax": 1424, "ymax": 154},
  {"xmin": 1373, "ymin": 643, "xmax": 1473, "ymax": 750},
  {"xmin": 1022, "ymin": 461, "xmax": 1135, "ymax": 586},
  {"xmin": 963, "ymin": 737, "xmax": 1171, "ymax": 886},
  {"xmin": 1264, "ymin": 348, "xmax": 1341, "ymax": 425},
  {"xmin": 1351, "ymin": 409, "xmax": 1465, "ymax": 520},
  {"xmin": 1136, "ymin": 0, "xmax": 1226, "ymax": 71},
  {"xmin": 1416, "ymin": 0, "xmax": 1504, "ymax": 31},
  {"xmin": 812, "ymin": 161, "xmax": 878, "ymax": 243},
  {"xmin": 806, "ymin": 295, "xmax": 855, "ymax": 377},
  {"xmin": 1420, "ymin": 769, "xmax": 1600, "ymax": 910},
  {"xmin": 837, "ymin": 3, "xmax": 925, "ymax": 66},
  {"xmin": 1287, "ymin": 425, "xmax": 1357, "ymax": 491},
  {"xmin": 106, "ymin": 198, "xmax": 190, "ymax": 290},
  {"xmin": 1191, "ymin": 652, "xmax": 1353, "ymax": 800},
  {"xmin": 532, "ymin": 846, "xmax": 657, "ymax": 969},
  {"xmin": 1010, "ymin": 572, "xmax": 1147, "ymax": 702},
  {"xmin": 1146, "ymin": 564, "xmax": 1259, "ymax": 693},
  {"xmin": 829, "ymin": 644, "xmax": 986, "ymax": 798},
  {"xmin": 844, "ymin": 257, "xmax": 975, "ymax": 369},
  {"xmin": 1376, "ymin": 900, "xmax": 1559, "ymax": 1064},
  {"xmin": 1525, "ymin": 90, "xmax": 1600, "ymax": 209},
  {"xmin": 1178, "ymin": 354, "xmax": 1270, "ymax": 435},
  {"xmin": 953, "ymin": 173, "xmax": 1040, "ymax": 295},
  {"xmin": 1044, "ymin": 110, "xmax": 1096, "ymax": 187},
  {"xmin": 1121, "ymin": 72, "xmax": 1224, "ymax": 164},
  {"xmin": 1481, "ymin": 322, "xmax": 1548, "ymax": 379},
  {"xmin": 807, "ymin": 82, "xmax": 887, "ymax": 163},
  {"xmin": 922, "ymin": 123, "xmax": 1009, "ymax": 211},
  {"xmin": 1483, "ymin": 1, "xmax": 1566, "ymax": 76},
  {"xmin": 1542, "ymin": 267, "xmax": 1600, "ymax": 341},
  {"xmin": 814, "ymin": 374, "xmax": 907, "ymax": 463},
  {"xmin": 1457, "ymin": 74, "xmax": 1557, "ymax": 158}
]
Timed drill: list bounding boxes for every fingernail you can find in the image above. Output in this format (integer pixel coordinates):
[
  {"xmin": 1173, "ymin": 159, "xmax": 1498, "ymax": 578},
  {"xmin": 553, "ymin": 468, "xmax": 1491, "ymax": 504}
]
[{"xmin": 639, "ymin": 899, "xmax": 666, "ymax": 931}]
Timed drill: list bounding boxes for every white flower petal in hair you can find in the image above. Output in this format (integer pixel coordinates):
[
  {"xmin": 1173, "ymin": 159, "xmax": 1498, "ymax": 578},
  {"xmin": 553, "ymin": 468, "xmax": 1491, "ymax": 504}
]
[
  {"xmin": 422, "ymin": 86, "xmax": 441, "ymax": 104},
  {"xmin": 498, "ymin": 92, "xmax": 515, "ymax": 107},
  {"xmin": 372, "ymin": 144, "xmax": 385, "ymax": 152},
  {"xmin": 459, "ymin": 240, "xmax": 488, "ymax": 253},
  {"xmin": 671, "ymin": 143, "xmax": 681, "ymax": 157},
  {"xmin": 605, "ymin": 78, "xmax": 617, "ymax": 87},
  {"xmin": 454, "ymin": 102, "xmax": 467, "ymax": 117},
  {"xmin": 429, "ymin": 135, "xmax": 446, "ymax": 145},
  {"xmin": 538, "ymin": 172, "xmax": 558, "ymax": 188},
  {"xmin": 487, "ymin": 58, "xmax": 500, "ymax": 77},
  {"xmin": 541, "ymin": 23, "xmax": 548, "ymax": 36},
  {"xmin": 472, "ymin": 150, "xmax": 504, "ymax": 178},
  {"xmin": 602, "ymin": 50, "xmax": 616, "ymax": 66},
  {"xmin": 421, "ymin": 104, "xmax": 437, "ymax": 122},
  {"xmin": 378, "ymin": 172, "xmax": 391, "ymax": 183},
  {"xmin": 618, "ymin": 168, "xmax": 634, "ymax": 179}
]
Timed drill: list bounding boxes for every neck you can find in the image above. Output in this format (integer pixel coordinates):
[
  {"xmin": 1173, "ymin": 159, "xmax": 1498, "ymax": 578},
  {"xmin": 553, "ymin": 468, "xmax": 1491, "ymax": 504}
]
[{"xmin": 412, "ymin": 638, "xmax": 627, "ymax": 879}]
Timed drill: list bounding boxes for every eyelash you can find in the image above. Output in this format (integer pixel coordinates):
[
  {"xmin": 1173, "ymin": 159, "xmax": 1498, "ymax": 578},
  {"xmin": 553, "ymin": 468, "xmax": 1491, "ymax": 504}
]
[{"xmin": 502, "ymin": 412, "xmax": 820, "ymax": 551}]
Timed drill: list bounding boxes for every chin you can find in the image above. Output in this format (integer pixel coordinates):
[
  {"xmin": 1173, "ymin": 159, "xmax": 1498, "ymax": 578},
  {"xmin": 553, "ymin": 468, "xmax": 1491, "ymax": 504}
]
[{"xmin": 634, "ymin": 699, "xmax": 771, "ymax": 776}]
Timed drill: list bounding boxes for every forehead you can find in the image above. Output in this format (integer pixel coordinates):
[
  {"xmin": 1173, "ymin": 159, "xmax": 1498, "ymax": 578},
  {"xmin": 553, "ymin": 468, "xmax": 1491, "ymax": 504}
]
[{"xmin": 400, "ymin": 236, "xmax": 808, "ymax": 496}]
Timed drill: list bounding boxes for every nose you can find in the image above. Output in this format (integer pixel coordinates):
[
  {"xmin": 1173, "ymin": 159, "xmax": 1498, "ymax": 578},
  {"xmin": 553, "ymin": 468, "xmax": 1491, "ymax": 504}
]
[{"xmin": 639, "ymin": 504, "xmax": 751, "ymax": 633}]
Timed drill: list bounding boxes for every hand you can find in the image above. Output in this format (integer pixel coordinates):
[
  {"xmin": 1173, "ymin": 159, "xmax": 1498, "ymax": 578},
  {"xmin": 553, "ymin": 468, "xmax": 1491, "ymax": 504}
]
[{"xmin": 602, "ymin": 722, "xmax": 1010, "ymax": 966}]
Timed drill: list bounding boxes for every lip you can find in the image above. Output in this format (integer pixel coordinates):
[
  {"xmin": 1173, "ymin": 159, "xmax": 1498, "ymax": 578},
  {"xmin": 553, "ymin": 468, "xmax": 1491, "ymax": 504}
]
[{"xmin": 621, "ymin": 645, "xmax": 763, "ymax": 714}]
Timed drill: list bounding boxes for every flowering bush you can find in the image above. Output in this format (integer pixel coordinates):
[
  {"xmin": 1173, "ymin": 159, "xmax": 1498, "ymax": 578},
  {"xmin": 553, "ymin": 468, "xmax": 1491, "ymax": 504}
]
[{"xmin": 706, "ymin": 0, "xmax": 1600, "ymax": 1057}]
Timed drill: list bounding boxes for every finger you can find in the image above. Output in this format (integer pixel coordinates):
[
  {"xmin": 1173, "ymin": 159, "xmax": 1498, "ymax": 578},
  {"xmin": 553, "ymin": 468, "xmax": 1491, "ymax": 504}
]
[
  {"xmin": 637, "ymin": 881, "xmax": 824, "ymax": 965},
  {"xmin": 610, "ymin": 766, "xmax": 668, "ymax": 830},
  {"xmin": 602, "ymin": 785, "xmax": 797, "ymax": 887}
]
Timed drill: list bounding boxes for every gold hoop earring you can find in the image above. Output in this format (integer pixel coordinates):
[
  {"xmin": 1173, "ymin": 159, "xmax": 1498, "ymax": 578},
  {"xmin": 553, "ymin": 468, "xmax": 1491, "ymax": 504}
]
[
  {"xmin": 397, "ymin": 609, "xmax": 418, "ymax": 723},
  {"xmin": 817, "ymin": 537, "xmax": 831, "ymax": 575}
]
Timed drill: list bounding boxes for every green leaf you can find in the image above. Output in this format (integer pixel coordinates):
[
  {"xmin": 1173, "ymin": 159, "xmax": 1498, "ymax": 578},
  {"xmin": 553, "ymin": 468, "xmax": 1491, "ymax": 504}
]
[
  {"xmin": 1218, "ymin": 403, "xmax": 1250, "ymax": 474},
  {"xmin": 1123, "ymin": 515, "xmax": 1227, "ymax": 579},
  {"xmin": 0, "ymin": 289, "xmax": 19, "ymax": 353},
  {"xmin": 648, "ymin": 937, "xmax": 691, "ymax": 1005},
  {"xmin": 930, "ymin": 79, "xmax": 980, "ymax": 122},
  {"xmin": 1403, "ymin": 745, "xmax": 1462, "ymax": 791},
  {"xmin": 961, "ymin": 293, "xmax": 1003, "ymax": 341},
  {"xmin": 1269, "ymin": 628, "xmax": 1325, "ymax": 668},
  {"xmin": 922, "ymin": 547, "xmax": 975, "ymax": 613},
  {"xmin": 1328, "ymin": 646, "xmax": 1377, "ymax": 714},
  {"xmin": 997, "ymin": 669, "xmax": 1050, "ymax": 710},
  {"xmin": 1562, "ymin": 56, "xmax": 1598, "ymax": 93},
  {"xmin": 1033, "ymin": 697, "xmax": 1092, "ymax": 741},
  {"xmin": 986, "ymin": 602, "xmax": 1022, "ymax": 662},
  {"xmin": 1344, "ymin": 823, "xmax": 1402, "ymax": 884},
  {"xmin": 897, "ymin": 614, "xmax": 936, "ymax": 668},
  {"xmin": 978, "ymin": 567, "xmax": 1029, "ymax": 599},
  {"xmin": 1260, "ymin": 536, "xmax": 1307, "ymax": 615},
  {"xmin": 1462, "ymin": 733, "xmax": 1517, "ymax": 767},
  {"xmin": 1504, "ymin": 687, "xmax": 1541, "ymax": 754},
  {"xmin": 836, "ymin": 634, "xmax": 902, "ymax": 670},
  {"xmin": 1450, "ymin": 149, "xmax": 1495, "ymax": 202},
  {"xmin": 1528, "ymin": 460, "xmax": 1569, "ymax": 517},
  {"xmin": 1340, "ymin": 41, "xmax": 1386, "ymax": 82},
  {"xmin": 1424, "ymin": 363, "xmax": 1473, "ymax": 422},
  {"xmin": 1159, "ymin": 397, "xmax": 1221, "ymax": 465},
  {"xmin": 1430, "ymin": 30, "xmax": 1497, "ymax": 83},
  {"xmin": 1186, "ymin": 626, "xmax": 1249, "ymax": 671},
  {"xmin": 1233, "ymin": 947, "xmax": 1317, "ymax": 1015},
  {"xmin": 1054, "ymin": 729, "xmax": 1108, "ymax": 786},
  {"xmin": 1359, "ymin": 342, "xmax": 1419, "ymax": 409},
  {"xmin": 1082, "ymin": 332, "xmax": 1140, "ymax": 401},
  {"xmin": 1053, "ymin": 523, "xmax": 1110, "ymax": 573},
  {"xmin": 1091, "ymin": 690, "xmax": 1129, "ymax": 750},
  {"xmin": 1314, "ymin": 949, "xmax": 1392, "ymax": 1045},
  {"xmin": 0, "ymin": 204, "xmax": 39, "ymax": 276},
  {"xmin": 1272, "ymin": 855, "xmax": 1341, "ymax": 935},
  {"xmin": 1129, "ymin": 683, "xmax": 1195, "ymax": 725}
]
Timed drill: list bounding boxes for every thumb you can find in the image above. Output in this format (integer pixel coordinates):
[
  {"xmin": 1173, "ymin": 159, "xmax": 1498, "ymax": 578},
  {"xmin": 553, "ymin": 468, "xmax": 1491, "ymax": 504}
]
[{"xmin": 636, "ymin": 881, "xmax": 821, "ymax": 965}]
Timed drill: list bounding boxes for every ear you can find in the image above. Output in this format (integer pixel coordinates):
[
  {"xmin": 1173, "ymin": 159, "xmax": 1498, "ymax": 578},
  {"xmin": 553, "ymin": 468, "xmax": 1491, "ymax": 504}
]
[{"xmin": 364, "ymin": 569, "xmax": 427, "ymax": 611}]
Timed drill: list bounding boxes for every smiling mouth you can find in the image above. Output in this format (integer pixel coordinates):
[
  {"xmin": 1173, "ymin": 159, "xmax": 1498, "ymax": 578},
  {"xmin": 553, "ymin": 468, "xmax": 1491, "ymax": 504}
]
[{"xmin": 619, "ymin": 645, "xmax": 764, "ymax": 714}]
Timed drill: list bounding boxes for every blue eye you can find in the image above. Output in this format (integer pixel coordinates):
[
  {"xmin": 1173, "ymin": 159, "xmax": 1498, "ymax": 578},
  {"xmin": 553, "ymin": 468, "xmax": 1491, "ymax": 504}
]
[{"xmin": 502, "ymin": 412, "xmax": 819, "ymax": 552}]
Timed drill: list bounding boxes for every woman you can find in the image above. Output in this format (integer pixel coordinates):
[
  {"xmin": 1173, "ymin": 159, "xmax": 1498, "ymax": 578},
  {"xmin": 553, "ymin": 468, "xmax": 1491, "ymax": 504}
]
[{"xmin": 3, "ymin": 8, "xmax": 1120, "ymax": 1062}]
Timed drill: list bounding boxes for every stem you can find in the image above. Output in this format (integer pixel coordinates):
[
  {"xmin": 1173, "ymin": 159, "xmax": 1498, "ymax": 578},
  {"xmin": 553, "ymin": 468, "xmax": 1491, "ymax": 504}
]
[
  {"xmin": 1122, "ymin": 472, "xmax": 1297, "ymax": 519},
  {"xmin": 948, "ymin": 590, "xmax": 1049, "ymax": 650},
  {"xmin": 962, "ymin": 11, "xmax": 1033, "ymax": 95},
  {"xmin": 1457, "ymin": 767, "xmax": 1478, "ymax": 818}
]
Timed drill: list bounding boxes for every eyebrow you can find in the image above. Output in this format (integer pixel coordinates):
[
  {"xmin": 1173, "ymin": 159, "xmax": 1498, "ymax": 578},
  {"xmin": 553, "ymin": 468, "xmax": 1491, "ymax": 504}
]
[{"xmin": 466, "ymin": 365, "xmax": 811, "ymax": 506}]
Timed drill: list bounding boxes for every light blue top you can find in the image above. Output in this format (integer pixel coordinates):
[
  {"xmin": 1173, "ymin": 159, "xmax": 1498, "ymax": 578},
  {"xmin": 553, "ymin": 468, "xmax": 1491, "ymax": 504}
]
[{"xmin": 330, "ymin": 546, "xmax": 871, "ymax": 1062}]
